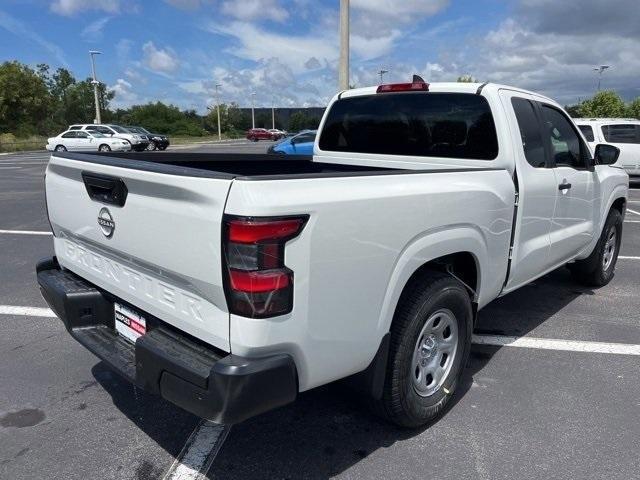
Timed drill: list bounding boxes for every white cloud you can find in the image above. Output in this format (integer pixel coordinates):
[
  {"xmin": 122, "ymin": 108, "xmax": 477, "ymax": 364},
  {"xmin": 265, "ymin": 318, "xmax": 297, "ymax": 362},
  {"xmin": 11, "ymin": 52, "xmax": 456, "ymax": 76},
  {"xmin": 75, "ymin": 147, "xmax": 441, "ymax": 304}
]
[
  {"xmin": 110, "ymin": 78, "xmax": 139, "ymax": 107},
  {"xmin": 50, "ymin": 0, "xmax": 121, "ymax": 16},
  {"xmin": 221, "ymin": 0, "xmax": 288, "ymax": 23},
  {"xmin": 81, "ymin": 17, "xmax": 111, "ymax": 42},
  {"xmin": 142, "ymin": 42, "xmax": 179, "ymax": 74},
  {"xmin": 124, "ymin": 68, "xmax": 146, "ymax": 84},
  {"xmin": 207, "ymin": 21, "xmax": 336, "ymax": 73}
]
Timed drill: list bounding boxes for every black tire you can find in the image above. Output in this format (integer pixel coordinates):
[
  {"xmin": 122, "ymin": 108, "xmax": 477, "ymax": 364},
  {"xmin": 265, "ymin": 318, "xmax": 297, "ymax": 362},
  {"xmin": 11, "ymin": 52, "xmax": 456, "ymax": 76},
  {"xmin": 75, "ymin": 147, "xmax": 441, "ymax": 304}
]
[
  {"xmin": 54, "ymin": 145, "xmax": 67, "ymax": 152},
  {"xmin": 146, "ymin": 141, "xmax": 157, "ymax": 151},
  {"xmin": 371, "ymin": 270, "xmax": 472, "ymax": 428},
  {"xmin": 98, "ymin": 144, "xmax": 111, "ymax": 152},
  {"xmin": 158, "ymin": 145, "xmax": 167, "ymax": 151},
  {"xmin": 569, "ymin": 209, "xmax": 622, "ymax": 287}
]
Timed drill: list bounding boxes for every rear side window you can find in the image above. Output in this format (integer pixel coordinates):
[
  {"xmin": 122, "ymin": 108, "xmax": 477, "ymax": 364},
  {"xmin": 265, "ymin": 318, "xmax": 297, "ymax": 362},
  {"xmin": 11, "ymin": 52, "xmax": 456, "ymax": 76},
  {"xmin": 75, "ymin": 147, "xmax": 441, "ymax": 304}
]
[
  {"xmin": 602, "ymin": 124, "xmax": 640, "ymax": 144},
  {"xmin": 540, "ymin": 105, "xmax": 589, "ymax": 169},
  {"xmin": 578, "ymin": 125, "xmax": 594, "ymax": 142},
  {"xmin": 511, "ymin": 97, "xmax": 546, "ymax": 168},
  {"xmin": 61, "ymin": 131, "xmax": 76, "ymax": 138},
  {"xmin": 319, "ymin": 93, "xmax": 498, "ymax": 160}
]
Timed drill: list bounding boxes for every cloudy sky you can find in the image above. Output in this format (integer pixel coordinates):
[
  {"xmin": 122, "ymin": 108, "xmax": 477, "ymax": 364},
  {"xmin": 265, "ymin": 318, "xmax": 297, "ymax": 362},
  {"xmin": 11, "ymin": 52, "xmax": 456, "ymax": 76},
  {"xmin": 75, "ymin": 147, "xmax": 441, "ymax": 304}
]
[{"xmin": 1, "ymin": 0, "xmax": 639, "ymax": 112}]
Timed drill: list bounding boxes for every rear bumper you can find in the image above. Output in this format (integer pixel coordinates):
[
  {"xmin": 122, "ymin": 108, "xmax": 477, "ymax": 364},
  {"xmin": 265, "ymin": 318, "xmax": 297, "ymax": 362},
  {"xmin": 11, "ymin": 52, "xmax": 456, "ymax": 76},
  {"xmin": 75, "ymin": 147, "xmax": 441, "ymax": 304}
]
[{"xmin": 36, "ymin": 257, "xmax": 297, "ymax": 424}]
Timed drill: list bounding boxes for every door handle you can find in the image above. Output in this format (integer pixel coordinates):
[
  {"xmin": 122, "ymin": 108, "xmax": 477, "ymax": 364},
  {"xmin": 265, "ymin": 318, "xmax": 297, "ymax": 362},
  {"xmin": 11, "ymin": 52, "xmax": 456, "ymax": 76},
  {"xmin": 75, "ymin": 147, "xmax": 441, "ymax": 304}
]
[
  {"xmin": 558, "ymin": 183, "xmax": 572, "ymax": 191},
  {"xmin": 82, "ymin": 172, "xmax": 128, "ymax": 207}
]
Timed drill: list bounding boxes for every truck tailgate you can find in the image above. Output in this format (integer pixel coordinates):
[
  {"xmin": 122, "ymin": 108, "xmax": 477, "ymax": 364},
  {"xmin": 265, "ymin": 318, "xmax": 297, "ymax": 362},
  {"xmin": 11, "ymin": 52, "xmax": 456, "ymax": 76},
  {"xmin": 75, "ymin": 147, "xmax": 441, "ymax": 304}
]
[{"xmin": 45, "ymin": 155, "xmax": 233, "ymax": 351}]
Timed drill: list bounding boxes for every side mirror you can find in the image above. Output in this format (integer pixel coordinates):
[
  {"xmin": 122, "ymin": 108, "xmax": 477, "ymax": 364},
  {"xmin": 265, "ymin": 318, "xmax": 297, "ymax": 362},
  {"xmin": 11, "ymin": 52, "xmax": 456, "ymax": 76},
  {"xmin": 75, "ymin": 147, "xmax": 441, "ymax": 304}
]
[{"xmin": 594, "ymin": 144, "xmax": 620, "ymax": 166}]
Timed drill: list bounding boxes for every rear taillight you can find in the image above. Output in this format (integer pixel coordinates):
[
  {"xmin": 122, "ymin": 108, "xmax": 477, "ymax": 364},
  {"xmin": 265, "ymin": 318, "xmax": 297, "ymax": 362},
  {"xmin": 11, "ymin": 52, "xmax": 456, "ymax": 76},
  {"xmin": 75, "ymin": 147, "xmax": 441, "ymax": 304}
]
[{"xmin": 223, "ymin": 215, "xmax": 308, "ymax": 318}]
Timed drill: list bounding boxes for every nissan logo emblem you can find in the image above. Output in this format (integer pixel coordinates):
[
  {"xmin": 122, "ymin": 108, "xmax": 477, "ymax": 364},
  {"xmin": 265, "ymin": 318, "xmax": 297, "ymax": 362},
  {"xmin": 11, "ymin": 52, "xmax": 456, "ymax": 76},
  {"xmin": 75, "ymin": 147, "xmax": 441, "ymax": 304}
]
[{"xmin": 98, "ymin": 207, "xmax": 115, "ymax": 238}]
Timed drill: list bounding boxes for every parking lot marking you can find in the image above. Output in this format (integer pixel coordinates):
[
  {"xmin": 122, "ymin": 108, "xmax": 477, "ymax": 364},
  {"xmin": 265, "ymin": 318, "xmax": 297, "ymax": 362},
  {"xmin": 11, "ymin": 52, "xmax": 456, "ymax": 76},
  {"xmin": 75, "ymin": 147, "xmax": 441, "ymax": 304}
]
[
  {"xmin": 0, "ymin": 229, "xmax": 52, "ymax": 236},
  {"xmin": 624, "ymin": 220, "xmax": 640, "ymax": 223},
  {"xmin": 163, "ymin": 421, "xmax": 230, "ymax": 480},
  {"xmin": 627, "ymin": 208, "xmax": 640, "ymax": 216},
  {"xmin": 0, "ymin": 306, "xmax": 55, "ymax": 317},
  {"xmin": 472, "ymin": 334, "xmax": 640, "ymax": 355},
  {"xmin": 619, "ymin": 256, "xmax": 640, "ymax": 260}
]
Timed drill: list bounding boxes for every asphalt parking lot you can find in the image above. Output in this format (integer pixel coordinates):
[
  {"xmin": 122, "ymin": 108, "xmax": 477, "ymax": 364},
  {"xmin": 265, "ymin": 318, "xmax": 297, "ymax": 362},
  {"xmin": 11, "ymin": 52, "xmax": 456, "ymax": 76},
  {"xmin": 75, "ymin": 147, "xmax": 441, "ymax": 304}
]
[{"xmin": 1, "ymin": 145, "xmax": 640, "ymax": 480}]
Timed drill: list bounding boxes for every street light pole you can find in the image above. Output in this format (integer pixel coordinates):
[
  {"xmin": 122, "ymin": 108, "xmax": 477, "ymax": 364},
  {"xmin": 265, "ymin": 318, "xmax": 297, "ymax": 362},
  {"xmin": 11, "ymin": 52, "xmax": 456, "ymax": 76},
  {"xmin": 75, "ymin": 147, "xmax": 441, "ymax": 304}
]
[
  {"xmin": 338, "ymin": 0, "xmax": 350, "ymax": 91},
  {"xmin": 89, "ymin": 50, "xmax": 102, "ymax": 124},
  {"xmin": 214, "ymin": 83, "xmax": 222, "ymax": 141},
  {"xmin": 378, "ymin": 69, "xmax": 388, "ymax": 84},
  {"xmin": 271, "ymin": 95, "xmax": 275, "ymax": 130},
  {"xmin": 593, "ymin": 65, "xmax": 610, "ymax": 92},
  {"xmin": 251, "ymin": 92, "xmax": 256, "ymax": 129}
]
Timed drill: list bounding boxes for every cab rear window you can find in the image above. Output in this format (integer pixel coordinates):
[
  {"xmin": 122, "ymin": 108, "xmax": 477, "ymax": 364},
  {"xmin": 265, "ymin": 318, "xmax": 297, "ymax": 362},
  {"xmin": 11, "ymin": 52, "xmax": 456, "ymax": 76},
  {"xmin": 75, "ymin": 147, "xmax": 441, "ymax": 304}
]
[
  {"xmin": 319, "ymin": 93, "xmax": 498, "ymax": 160},
  {"xmin": 578, "ymin": 125, "xmax": 594, "ymax": 142},
  {"xmin": 602, "ymin": 124, "xmax": 640, "ymax": 144}
]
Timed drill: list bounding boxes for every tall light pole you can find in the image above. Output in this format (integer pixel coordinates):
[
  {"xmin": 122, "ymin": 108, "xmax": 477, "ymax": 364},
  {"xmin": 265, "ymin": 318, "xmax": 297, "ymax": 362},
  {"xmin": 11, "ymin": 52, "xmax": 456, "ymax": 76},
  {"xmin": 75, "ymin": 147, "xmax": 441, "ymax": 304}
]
[
  {"xmin": 338, "ymin": 0, "xmax": 349, "ymax": 91},
  {"xmin": 89, "ymin": 50, "xmax": 102, "ymax": 124},
  {"xmin": 271, "ymin": 95, "xmax": 276, "ymax": 130},
  {"xmin": 593, "ymin": 65, "xmax": 610, "ymax": 92},
  {"xmin": 378, "ymin": 69, "xmax": 388, "ymax": 84},
  {"xmin": 214, "ymin": 83, "xmax": 222, "ymax": 141},
  {"xmin": 251, "ymin": 92, "xmax": 256, "ymax": 129}
]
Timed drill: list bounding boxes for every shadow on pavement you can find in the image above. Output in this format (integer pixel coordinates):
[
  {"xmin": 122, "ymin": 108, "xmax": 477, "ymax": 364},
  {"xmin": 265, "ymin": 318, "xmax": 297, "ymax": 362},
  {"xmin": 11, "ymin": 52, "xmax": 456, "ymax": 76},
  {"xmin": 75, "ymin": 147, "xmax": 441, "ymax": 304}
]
[
  {"xmin": 92, "ymin": 363, "xmax": 199, "ymax": 479},
  {"xmin": 95, "ymin": 266, "xmax": 595, "ymax": 480}
]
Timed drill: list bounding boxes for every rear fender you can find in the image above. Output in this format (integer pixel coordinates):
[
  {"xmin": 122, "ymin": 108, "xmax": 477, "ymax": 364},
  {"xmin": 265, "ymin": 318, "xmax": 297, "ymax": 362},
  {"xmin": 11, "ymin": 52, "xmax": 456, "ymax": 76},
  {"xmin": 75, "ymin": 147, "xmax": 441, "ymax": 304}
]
[{"xmin": 376, "ymin": 225, "xmax": 487, "ymax": 335}]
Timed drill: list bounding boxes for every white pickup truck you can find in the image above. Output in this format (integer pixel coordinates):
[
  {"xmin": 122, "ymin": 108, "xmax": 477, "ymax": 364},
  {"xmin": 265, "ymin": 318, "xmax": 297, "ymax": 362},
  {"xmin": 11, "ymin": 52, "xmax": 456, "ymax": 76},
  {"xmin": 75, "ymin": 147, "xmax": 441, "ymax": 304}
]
[{"xmin": 38, "ymin": 81, "xmax": 628, "ymax": 427}]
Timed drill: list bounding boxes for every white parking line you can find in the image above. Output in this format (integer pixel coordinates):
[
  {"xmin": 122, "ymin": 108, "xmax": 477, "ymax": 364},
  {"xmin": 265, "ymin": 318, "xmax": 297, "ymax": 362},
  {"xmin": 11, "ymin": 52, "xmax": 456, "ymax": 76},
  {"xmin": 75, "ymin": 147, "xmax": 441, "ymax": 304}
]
[
  {"xmin": 619, "ymin": 256, "xmax": 640, "ymax": 260},
  {"xmin": 473, "ymin": 334, "xmax": 640, "ymax": 355},
  {"xmin": 0, "ymin": 305, "xmax": 55, "ymax": 317},
  {"xmin": 627, "ymin": 208, "xmax": 640, "ymax": 216},
  {"xmin": 163, "ymin": 421, "xmax": 230, "ymax": 480},
  {"xmin": 0, "ymin": 229, "xmax": 52, "ymax": 235}
]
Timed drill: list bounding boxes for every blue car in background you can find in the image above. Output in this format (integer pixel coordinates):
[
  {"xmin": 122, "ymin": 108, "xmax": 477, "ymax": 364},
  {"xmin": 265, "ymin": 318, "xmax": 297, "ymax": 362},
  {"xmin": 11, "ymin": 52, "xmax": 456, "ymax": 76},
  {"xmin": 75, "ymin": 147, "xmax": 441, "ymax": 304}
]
[{"xmin": 267, "ymin": 130, "xmax": 316, "ymax": 155}]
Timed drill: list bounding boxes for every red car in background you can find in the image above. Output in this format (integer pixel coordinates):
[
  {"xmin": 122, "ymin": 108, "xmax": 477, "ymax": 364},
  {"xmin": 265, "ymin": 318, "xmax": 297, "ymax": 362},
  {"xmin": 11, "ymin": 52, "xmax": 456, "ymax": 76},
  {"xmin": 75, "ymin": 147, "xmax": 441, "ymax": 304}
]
[{"xmin": 246, "ymin": 128, "xmax": 276, "ymax": 141}]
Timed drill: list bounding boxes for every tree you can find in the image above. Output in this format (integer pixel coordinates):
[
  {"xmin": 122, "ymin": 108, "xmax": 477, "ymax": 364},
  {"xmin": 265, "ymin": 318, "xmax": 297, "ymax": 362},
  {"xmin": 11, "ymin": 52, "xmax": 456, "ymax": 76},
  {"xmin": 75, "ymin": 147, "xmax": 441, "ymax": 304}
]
[
  {"xmin": 0, "ymin": 61, "xmax": 52, "ymax": 135},
  {"xmin": 457, "ymin": 74, "xmax": 476, "ymax": 83},
  {"xmin": 288, "ymin": 111, "xmax": 320, "ymax": 132},
  {"xmin": 564, "ymin": 104, "xmax": 582, "ymax": 118},
  {"xmin": 579, "ymin": 90, "xmax": 627, "ymax": 118},
  {"xmin": 627, "ymin": 98, "xmax": 640, "ymax": 119},
  {"xmin": 227, "ymin": 103, "xmax": 251, "ymax": 132}
]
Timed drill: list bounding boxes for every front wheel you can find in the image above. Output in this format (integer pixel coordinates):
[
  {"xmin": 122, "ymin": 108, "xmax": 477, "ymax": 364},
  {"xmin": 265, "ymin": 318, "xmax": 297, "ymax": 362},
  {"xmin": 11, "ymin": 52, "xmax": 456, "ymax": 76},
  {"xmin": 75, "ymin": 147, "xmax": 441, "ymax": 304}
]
[
  {"xmin": 371, "ymin": 271, "xmax": 472, "ymax": 428},
  {"xmin": 146, "ymin": 141, "xmax": 157, "ymax": 151},
  {"xmin": 54, "ymin": 145, "xmax": 67, "ymax": 152},
  {"xmin": 569, "ymin": 209, "xmax": 622, "ymax": 287}
]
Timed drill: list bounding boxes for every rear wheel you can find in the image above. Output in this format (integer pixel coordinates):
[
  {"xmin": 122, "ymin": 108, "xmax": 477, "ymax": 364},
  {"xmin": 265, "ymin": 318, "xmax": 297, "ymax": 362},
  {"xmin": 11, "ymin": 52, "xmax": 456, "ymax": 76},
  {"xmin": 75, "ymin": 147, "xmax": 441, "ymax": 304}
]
[
  {"xmin": 371, "ymin": 271, "xmax": 472, "ymax": 428},
  {"xmin": 569, "ymin": 209, "xmax": 622, "ymax": 287},
  {"xmin": 98, "ymin": 144, "xmax": 111, "ymax": 152},
  {"xmin": 54, "ymin": 145, "xmax": 67, "ymax": 152}
]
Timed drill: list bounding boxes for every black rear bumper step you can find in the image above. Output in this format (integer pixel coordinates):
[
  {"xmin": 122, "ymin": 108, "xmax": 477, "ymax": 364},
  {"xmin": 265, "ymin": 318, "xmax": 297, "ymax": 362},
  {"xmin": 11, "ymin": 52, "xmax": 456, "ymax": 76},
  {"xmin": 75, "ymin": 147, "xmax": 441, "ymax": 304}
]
[{"xmin": 37, "ymin": 257, "xmax": 297, "ymax": 424}]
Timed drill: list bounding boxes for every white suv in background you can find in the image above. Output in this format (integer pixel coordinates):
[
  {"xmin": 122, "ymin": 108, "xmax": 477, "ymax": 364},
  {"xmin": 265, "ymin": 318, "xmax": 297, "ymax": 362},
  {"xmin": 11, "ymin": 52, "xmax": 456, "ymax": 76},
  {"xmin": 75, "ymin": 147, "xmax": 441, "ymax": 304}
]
[
  {"xmin": 68, "ymin": 124, "xmax": 150, "ymax": 152},
  {"xmin": 575, "ymin": 118, "xmax": 640, "ymax": 178}
]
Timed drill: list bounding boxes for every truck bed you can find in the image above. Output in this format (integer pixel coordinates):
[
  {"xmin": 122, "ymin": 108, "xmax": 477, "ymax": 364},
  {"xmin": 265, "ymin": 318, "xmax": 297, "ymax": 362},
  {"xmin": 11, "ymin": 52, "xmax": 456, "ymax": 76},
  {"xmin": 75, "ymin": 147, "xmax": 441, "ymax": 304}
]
[{"xmin": 53, "ymin": 151, "xmax": 398, "ymax": 180}]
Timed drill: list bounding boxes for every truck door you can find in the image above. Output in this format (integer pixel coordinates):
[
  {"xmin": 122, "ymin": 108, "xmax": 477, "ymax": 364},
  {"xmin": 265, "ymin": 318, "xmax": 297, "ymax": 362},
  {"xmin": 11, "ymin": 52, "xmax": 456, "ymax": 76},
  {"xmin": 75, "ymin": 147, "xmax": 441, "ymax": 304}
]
[
  {"xmin": 538, "ymin": 103, "xmax": 596, "ymax": 266},
  {"xmin": 500, "ymin": 92, "xmax": 557, "ymax": 291}
]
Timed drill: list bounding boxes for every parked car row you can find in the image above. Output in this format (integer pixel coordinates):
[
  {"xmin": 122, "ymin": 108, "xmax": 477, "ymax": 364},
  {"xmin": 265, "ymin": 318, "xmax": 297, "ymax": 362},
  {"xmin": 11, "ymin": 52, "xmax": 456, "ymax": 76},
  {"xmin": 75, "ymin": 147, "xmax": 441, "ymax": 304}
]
[
  {"xmin": 246, "ymin": 128, "xmax": 287, "ymax": 141},
  {"xmin": 46, "ymin": 123, "xmax": 170, "ymax": 153},
  {"xmin": 267, "ymin": 129, "xmax": 316, "ymax": 155}
]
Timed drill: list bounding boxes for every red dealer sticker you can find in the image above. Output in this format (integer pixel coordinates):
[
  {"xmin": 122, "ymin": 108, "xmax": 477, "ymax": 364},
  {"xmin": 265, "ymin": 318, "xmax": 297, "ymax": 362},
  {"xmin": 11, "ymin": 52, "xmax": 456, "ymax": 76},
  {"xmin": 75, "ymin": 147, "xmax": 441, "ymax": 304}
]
[{"xmin": 114, "ymin": 303, "xmax": 147, "ymax": 343}]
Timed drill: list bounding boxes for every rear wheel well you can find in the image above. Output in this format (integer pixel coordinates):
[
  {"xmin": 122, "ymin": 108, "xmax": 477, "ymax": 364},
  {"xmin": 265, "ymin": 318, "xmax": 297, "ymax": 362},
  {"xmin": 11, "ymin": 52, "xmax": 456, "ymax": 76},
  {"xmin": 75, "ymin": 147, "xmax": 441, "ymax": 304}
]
[
  {"xmin": 404, "ymin": 252, "xmax": 478, "ymax": 300},
  {"xmin": 611, "ymin": 197, "xmax": 626, "ymax": 216}
]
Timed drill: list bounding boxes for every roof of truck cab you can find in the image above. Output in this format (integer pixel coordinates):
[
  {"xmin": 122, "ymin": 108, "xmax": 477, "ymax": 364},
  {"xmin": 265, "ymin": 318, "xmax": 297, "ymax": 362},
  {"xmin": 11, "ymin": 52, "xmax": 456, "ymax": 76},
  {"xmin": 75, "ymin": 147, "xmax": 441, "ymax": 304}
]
[
  {"xmin": 337, "ymin": 82, "xmax": 558, "ymax": 105},
  {"xmin": 574, "ymin": 118, "xmax": 640, "ymax": 125}
]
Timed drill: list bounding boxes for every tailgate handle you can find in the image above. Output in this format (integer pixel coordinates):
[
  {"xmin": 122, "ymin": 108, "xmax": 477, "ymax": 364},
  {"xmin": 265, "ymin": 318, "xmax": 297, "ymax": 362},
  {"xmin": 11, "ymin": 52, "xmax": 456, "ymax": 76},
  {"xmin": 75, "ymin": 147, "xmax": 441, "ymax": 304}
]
[{"xmin": 82, "ymin": 172, "xmax": 128, "ymax": 207}]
